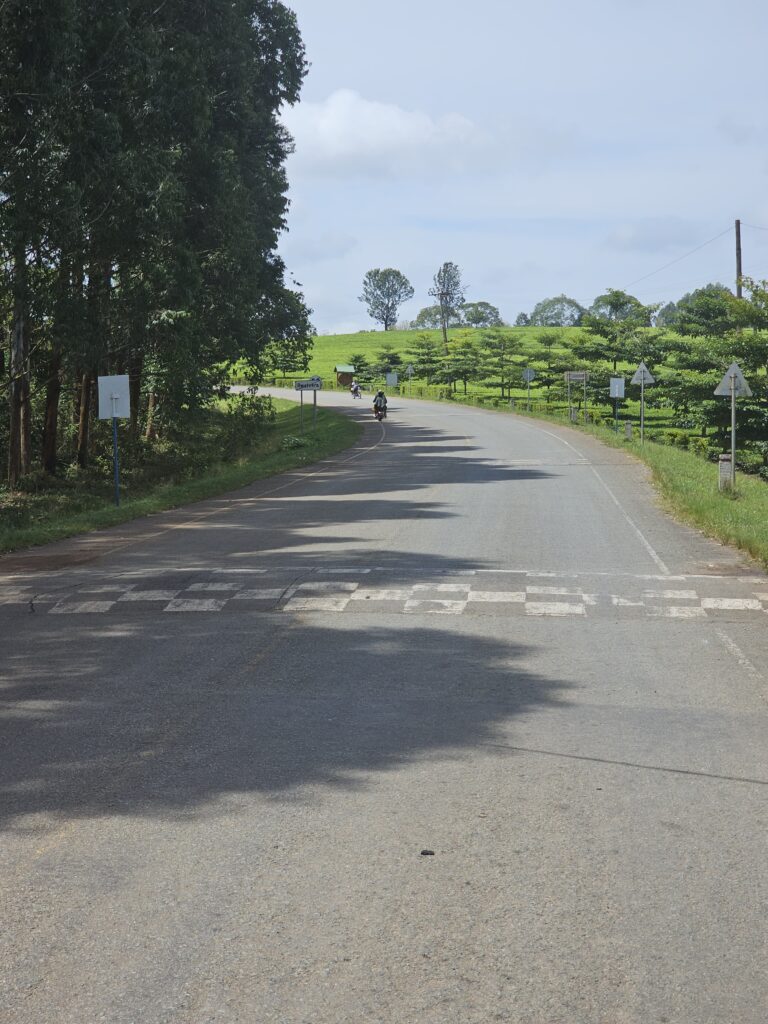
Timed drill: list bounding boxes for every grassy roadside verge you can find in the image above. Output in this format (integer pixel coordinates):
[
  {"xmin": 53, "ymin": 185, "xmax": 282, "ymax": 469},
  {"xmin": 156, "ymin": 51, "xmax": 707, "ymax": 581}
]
[
  {"xmin": 0, "ymin": 401, "xmax": 361, "ymax": 555},
  {"xmin": 503, "ymin": 403, "xmax": 768, "ymax": 568}
]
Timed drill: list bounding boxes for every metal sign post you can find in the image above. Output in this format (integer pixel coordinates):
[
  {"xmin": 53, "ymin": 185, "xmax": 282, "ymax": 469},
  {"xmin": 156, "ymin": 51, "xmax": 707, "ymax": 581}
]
[
  {"xmin": 522, "ymin": 368, "xmax": 536, "ymax": 411},
  {"xmin": 564, "ymin": 371, "xmax": 589, "ymax": 421},
  {"xmin": 609, "ymin": 377, "xmax": 625, "ymax": 432},
  {"xmin": 405, "ymin": 364, "xmax": 414, "ymax": 396},
  {"xmin": 97, "ymin": 375, "xmax": 130, "ymax": 507},
  {"xmin": 714, "ymin": 362, "xmax": 752, "ymax": 491},
  {"xmin": 631, "ymin": 362, "xmax": 656, "ymax": 444},
  {"xmin": 294, "ymin": 376, "xmax": 323, "ymax": 432}
]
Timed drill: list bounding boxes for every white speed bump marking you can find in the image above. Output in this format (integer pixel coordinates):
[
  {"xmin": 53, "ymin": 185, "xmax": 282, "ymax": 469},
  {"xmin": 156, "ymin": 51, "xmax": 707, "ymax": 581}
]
[
  {"xmin": 647, "ymin": 606, "xmax": 708, "ymax": 619},
  {"xmin": 51, "ymin": 601, "xmax": 116, "ymax": 614},
  {"xmin": 351, "ymin": 588, "xmax": 414, "ymax": 601},
  {"xmin": 526, "ymin": 586, "xmax": 584, "ymax": 597},
  {"xmin": 295, "ymin": 582, "xmax": 359, "ymax": 593},
  {"xmin": 283, "ymin": 596, "xmax": 351, "ymax": 612},
  {"xmin": 118, "ymin": 590, "xmax": 180, "ymax": 602},
  {"xmin": 186, "ymin": 582, "xmax": 243, "ymax": 592},
  {"xmin": 164, "ymin": 599, "xmax": 227, "ymax": 613},
  {"xmin": 701, "ymin": 598, "xmax": 763, "ymax": 611},
  {"xmin": 526, "ymin": 602, "xmax": 586, "ymax": 617},
  {"xmin": 467, "ymin": 591, "xmax": 526, "ymax": 603}
]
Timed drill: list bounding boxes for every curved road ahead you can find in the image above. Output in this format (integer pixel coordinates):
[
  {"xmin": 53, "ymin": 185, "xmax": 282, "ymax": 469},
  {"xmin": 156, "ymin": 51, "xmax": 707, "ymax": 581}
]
[{"xmin": 2, "ymin": 393, "xmax": 767, "ymax": 1023}]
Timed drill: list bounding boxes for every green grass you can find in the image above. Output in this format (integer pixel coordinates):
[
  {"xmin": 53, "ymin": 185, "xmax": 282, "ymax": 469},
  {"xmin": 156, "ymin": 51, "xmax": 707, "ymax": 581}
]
[
  {"xmin": 0, "ymin": 400, "xmax": 361, "ymax": 554},
  {"xmin": 299, "ymin": 329, "xmax": 680, "ymax": 432}
]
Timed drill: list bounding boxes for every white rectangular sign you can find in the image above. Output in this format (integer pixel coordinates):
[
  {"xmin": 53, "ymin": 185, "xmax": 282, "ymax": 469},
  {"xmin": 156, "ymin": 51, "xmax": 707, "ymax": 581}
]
[
  {"xmin": 97, "ymin": 375, "xmax": 130, "ymax": 419},
  {"xmin": 565, "ymin": 371, "xmax": 589, "ymax": 383},
  {"xmin": 385, "ymin": 372, "xmax": 399, "ymax": 387},
  {"xmin": 294, "ymin": 377, "xmax": 323, "ymax": 391},
  {"xmin": 609, "ymin": 378, "xmax": 625, "ymax": 399}
]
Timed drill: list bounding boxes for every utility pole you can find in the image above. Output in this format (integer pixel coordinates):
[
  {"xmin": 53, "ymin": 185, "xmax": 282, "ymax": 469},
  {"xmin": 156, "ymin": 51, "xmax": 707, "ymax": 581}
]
[{"xmin": 735, "ymin": 219, "xmax": 743, "ymax": 298}]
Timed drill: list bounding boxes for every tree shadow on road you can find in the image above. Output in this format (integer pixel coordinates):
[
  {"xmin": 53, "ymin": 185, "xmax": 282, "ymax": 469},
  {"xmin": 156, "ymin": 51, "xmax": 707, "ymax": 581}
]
[{"xmin": 0, "ymin": 613, "xmax": 572, "ymax": 828}]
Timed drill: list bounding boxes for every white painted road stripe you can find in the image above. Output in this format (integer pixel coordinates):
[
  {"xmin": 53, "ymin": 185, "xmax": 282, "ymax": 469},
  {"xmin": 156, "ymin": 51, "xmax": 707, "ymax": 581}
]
[{"xmin": 526, "ymin": 602, "xmax": 586, "ymax": 617}]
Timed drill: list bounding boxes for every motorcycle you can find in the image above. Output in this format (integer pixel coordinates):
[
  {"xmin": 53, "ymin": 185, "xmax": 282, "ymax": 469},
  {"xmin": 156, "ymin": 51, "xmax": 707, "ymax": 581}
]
[
  {"xmin": 350, "ymin": 385, "xmax": 362, "ymax": 399},
  {"xmin": 373, "ymin": 405, "xmax": 387, "ymax": 421}
]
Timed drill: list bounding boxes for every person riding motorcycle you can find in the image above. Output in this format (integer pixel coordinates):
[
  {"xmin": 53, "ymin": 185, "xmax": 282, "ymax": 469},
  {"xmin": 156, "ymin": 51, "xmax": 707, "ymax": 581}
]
[
  {"xmin": 372, "ymin": 390, "xmax": 388, "ymax": 419},
  {"xmin": 350, "ymin": 380, "xmax": 361, "ymax": 398}
]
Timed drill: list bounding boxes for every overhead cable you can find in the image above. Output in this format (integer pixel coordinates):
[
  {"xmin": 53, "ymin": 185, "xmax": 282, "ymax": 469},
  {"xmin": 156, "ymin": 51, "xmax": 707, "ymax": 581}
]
[{"xmin": 624, "ymin": 226, "xmax": 732, "ymax": 288}]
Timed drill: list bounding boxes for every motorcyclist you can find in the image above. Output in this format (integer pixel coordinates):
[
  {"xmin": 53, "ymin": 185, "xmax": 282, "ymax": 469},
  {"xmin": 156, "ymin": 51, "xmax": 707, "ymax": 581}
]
[
  {"xmin": 350, "ymin": 380, "xmax": 361, "ymax": 398},
  {"xmin": 372, "ymin": 390, "xmax": 388, "ymax": 418}
]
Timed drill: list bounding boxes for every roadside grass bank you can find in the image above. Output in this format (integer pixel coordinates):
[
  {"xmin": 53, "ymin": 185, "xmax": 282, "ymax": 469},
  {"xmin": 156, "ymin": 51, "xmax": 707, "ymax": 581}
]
[{"xmin": 0, "ymin": 400, "xmax": 361, "ymax": 554}]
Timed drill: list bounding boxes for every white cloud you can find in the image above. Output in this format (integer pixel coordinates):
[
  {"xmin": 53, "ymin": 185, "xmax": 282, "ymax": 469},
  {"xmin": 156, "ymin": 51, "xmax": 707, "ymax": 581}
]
[
  {"xmin": 605, "ymin": 218, "xmax": 705, "ymax": 253},
  {"xmin": 281, "ymin": 231, "xmax": 357, "ymax": 265},
  {"xmin": 282, "ymin": 89, "xmax": 485, "ymax": 178}
]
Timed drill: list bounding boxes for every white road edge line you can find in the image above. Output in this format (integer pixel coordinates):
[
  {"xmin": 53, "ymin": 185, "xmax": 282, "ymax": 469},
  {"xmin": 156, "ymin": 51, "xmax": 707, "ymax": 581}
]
[
  {"xmin": 528, "ymin": 422, "xmax": 671, "ymax": 576},
  {"xmin": 715, "ymin": 629, "xmax": 765, "ymax": 684}
]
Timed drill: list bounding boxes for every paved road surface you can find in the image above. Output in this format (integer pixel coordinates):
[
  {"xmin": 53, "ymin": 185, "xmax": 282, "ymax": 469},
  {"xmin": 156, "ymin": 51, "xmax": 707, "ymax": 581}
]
[{"xmin": 2, "ymin": 392, "xmax": 767, "ymax": 1023}]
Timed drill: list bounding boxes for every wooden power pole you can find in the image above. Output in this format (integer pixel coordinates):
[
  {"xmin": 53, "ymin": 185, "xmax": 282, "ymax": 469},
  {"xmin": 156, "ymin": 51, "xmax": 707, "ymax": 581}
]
[{"xmin": 735, "ymin": 219, "xmax": 743, "ymax": 298}]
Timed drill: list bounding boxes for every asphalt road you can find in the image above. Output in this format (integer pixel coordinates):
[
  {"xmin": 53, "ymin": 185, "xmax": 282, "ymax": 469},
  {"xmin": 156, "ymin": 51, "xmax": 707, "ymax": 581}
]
[{"xmin": 1, "ymin": 391, "xmax": 767, "ymax": 1023}]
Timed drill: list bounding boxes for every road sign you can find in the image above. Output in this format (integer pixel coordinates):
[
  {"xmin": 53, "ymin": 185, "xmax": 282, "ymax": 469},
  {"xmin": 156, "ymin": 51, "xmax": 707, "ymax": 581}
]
[
  {"xmin": 522, "ymin": 368, "xmax": 536, "ymax": 383},
  {"xmin": 630, "ymin": 363, "xmax": 654, "ymax": 443},
  {"xmin": 714, "ymin": 362, "xmax": 752, "ymax": 491},
  {"xmin": 385, "ymin": 372, "xmax": 399, "ymax": 387},
  {"xmin": 631, "ymin": 362, "xmax": 655, "ymax": 386},
  {"xmin": 564, "ymin": 371, "xmax": 589, "ymax": 383},
  {"xmin": 97, "ymin": 375, "xmax": 130, "ymax": 419},
  {"xmin": 405, "ymin": 364, "xmax": 415, "ymax": 378},
  {"xmin": 97, "ymin": 375, "xmax": 130, "ymax": 508},
  {"xmin": 294, "ymin": 376, "xmax": 322, "ymax": 391},
  {"xmin": 609, "ymin": 378, "xmax": 625, "ymax": 399},
  {"xmin": 714, "ymin": 362, "xmax": 752, "ymax": 398}
]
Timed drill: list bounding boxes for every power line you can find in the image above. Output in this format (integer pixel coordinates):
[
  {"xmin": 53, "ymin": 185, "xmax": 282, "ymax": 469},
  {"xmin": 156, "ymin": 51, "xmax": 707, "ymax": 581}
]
[
  {"xmin": 624, "ymin": 226, "xmax": 732, "ymax": 288},
  {"xmin": 741, "ymin": 222, "xmax": 768, "ymax": 233}
]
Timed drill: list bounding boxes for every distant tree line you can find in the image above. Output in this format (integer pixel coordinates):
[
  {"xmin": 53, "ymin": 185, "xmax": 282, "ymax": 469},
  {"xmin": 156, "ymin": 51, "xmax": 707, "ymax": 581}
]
[
  {"xmin": 359, "ymin": 262, "xmax": 504, "ymax": 339},
  {"xmin": 1, "ymin": 1, "xmax": 312, "ymax": 487}
]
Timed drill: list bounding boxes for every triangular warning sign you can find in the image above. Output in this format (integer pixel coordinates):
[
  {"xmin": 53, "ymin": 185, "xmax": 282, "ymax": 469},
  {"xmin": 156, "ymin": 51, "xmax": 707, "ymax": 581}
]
[
  {"xmin": 714, "ymin": 362, "xmax": 752, "ymax": 398},
  {"xmin": 631, "ymin": 361, "xmax": 655, "ymax": 385}
]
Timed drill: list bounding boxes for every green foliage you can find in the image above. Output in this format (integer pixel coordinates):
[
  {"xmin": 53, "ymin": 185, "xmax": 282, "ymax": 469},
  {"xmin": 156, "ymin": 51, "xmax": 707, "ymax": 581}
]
[
  {"xmin": 529, "ymin": 294, "xmax": 585, "ymax": 327},
  {"xmin": 1, "ymin": 0, "xmax": 312, "ymax": 484},
  {"xmin": 674, "ymin": 284, "xmax": 737, "ymax": 338},
  {"xmin": 407, "ymin": 334, "xmax": 443, "ymax": 383},
  {"xmin": 359, "ymin": 268, "xmax": 415, "ymax": 331},
  {"xmin": 428, "ymin": 261, "xmax": 465, "ymax": 347},
  {"xmin": 461, "ymin": 301, "xmax": 504, "ymax": 328}
]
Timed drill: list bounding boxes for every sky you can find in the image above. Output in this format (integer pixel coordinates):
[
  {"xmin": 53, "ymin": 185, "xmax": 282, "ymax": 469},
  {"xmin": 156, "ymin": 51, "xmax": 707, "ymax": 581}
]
[{"xmin": 278, "ymin": 0, "xmax": 768, "ymax": 334}]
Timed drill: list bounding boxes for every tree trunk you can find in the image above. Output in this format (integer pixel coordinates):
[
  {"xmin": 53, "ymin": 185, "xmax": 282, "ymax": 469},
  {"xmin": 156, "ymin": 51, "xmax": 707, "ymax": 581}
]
[
  {"xmin": 144, "ymin": 390, "xmax": 157, "ymax": 441},
  {"xmin": 7, "ymin": 243, "xmax": 28, "ymax": 487},
  {"xmin": 42, "ymin": 348, "xmax": 63, "ymax": 474},
  {"xmin": 128, "ymin": 350, "xmax": 143, "ymax": 436},
  {"xmin": 76, "ymin": 372, "xmax": 92, "ymax": 468}
]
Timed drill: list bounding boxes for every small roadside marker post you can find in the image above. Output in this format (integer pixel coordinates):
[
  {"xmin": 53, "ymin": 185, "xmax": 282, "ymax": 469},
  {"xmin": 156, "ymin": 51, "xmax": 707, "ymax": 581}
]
[
  {"xmin": 631, "ymin": 362, "xmax": 656, "ymax": 444},
  {"xmin": 522, "ymin": 368, "xmax": 536, "ymax": 411},
  {"xmin": 714, "ymin": 362, "xmax": 752, "ymax": 491},
  {"xmin": 97, "ymin": 375, "xmax": 130, "ymax": 507},
  {"xmin": 610, "ymin": 377, "xmax": 625, "ymax": 432},
  {"xmin": 406, "ymin": 363, "xmax": 414, "ymax": 396}
]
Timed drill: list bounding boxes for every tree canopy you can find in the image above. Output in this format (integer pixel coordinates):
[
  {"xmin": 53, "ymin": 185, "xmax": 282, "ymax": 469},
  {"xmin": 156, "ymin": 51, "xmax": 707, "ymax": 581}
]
[
  {"xmin": 359, "ymin": 268, "xmax": 415, "ymax": 331},
  {"xmin": 428, "ymin": 262, "xmax": 465, "ymax": 348},
  {"xmin": 529, "ymin": 295, "xmax": 585, "ymax": 327},
  {"xmin": 1, "ymin": 0, "xmax": 311, "ymax": 485}
]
